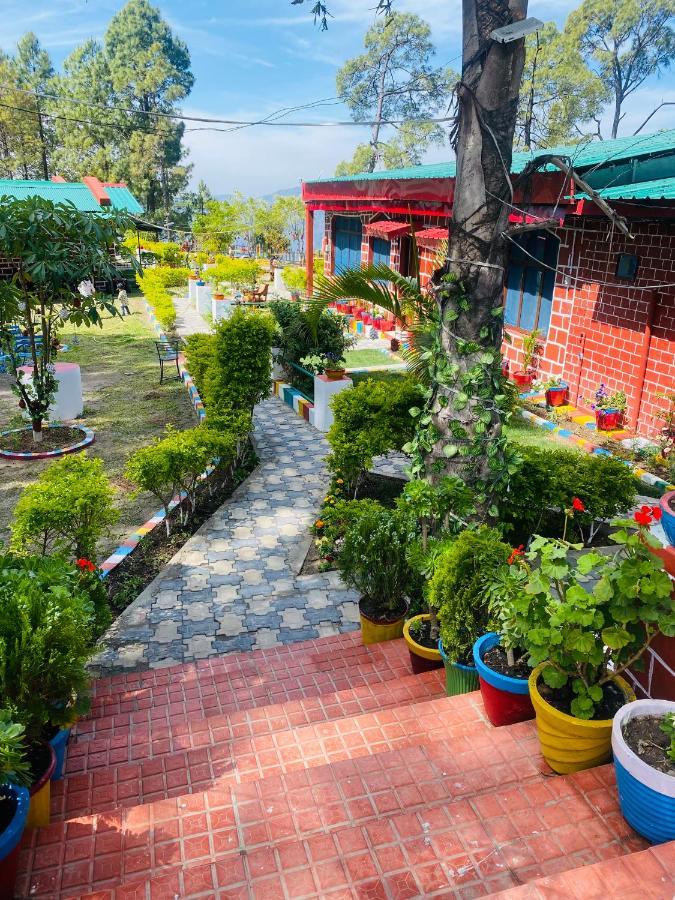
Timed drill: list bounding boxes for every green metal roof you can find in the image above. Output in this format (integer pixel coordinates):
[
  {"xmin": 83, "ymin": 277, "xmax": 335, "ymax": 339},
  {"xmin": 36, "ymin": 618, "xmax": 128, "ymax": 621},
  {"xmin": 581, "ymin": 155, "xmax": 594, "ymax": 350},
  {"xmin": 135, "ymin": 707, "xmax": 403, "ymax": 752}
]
[
  {"xmin": 314, "ymin": 128, "xmax": 675, "ymax": 184},
  {"xmin": 0, "ymin": 179, "xmax": 101, "ymax": 210},
  {"xmin": 105, "ymin": 185, "xmax": 143, "ymax": 214},
  {"xmin": 0, "ymin": 178, "xmax": 143, "ymax": 213},
  {"xmin": 579, "ymin": 176, "xmax": 675, "ymax": 201}
]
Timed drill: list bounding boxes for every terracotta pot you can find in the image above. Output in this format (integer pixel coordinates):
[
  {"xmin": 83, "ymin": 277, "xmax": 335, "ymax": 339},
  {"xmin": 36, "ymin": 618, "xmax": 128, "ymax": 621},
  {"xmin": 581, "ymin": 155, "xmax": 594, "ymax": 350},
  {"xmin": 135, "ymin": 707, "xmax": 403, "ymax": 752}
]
[
  {"xmin": 325, "ymin": 368, "xmax": 346, "ymax": 381},
  {"xmin": 403, "ymin": 615, "xmax": 443, "ymax": 674},
  {"xmin": 512, "ymin": 370, "xmax": 534, "ymax": 388},
  {"xmin": 595, "ymin": 408, "xmax": 624, "ymax": 431},
  {"xmin": 212, "ymin": 292, "xmax": 225, "ymax": 300},
  {"xmin": 545, "ymin": 384, "xmax": 569, "ymax": 407}
]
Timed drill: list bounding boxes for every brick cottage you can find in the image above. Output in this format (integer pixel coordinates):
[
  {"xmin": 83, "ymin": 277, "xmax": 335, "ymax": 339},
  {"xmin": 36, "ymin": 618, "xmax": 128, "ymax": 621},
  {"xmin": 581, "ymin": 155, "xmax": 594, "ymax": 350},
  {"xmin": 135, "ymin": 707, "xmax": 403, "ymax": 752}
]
[{"xmin": 302, "ymin": 129, "xmax": 675, "ymax": 438}]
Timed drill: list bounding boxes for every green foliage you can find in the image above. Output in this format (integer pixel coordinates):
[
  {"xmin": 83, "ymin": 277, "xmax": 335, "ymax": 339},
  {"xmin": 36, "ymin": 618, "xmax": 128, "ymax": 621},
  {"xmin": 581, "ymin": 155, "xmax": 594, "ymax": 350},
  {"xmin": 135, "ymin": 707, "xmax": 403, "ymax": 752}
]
[
  {"xmin": 193, "ymin": 200, "xmax": 240, "ymax": 253},
  {"xmin": 184, "ymin": 333, "xmax": 217, "ymax": 397},
  {"xmin": 10, "ymin": 452, "xmax": 118, "ymax": 563},
  {"xmin": 125, "ymin": 424, "xmax": 238, "ymax": 531},
  {"xmin": 0, "ymin": 197, "xmax": 131, "ymax": 432},
  {"xmin": 335, "ymin": 12, "xmax": 455, "ymax": 172},
  {"xmin": 123, "ymin": 234, "xmax": 185, "ymax": 267},
  {"xmin": 207, "ymin": 257, "xmax": 264, "ymax": 290},
  {"xmin": 566, "ymin": 0, "xmax": 675, "ymax": 138},
  {"xmin": 499, "ymin": 445, "xmax": 636, "ymax": 544},
  {"xmin": 327, "ymin": 378, "xmax": 421, "ymax": 492},
  {"xmin": 502, "ymin": 521, "xmax": 675, "ymax": 718},
  {"xmin": 428, "ymin": 528, "xmax": 512, "ymax": 664},
  {"xmin": 136, "ymin": 265, "xmax": 190, "ymax": 330},
  {"xmin": 282, "ymin": 257, "xmax": 325, "ymax": 293},
  {"xmin": 313, "ymin": 497, "xmax": 384, "ymax": 564},
  {"xmin": 0, "ymin": 553, "xmax": 95, "ymax": 740},
  {"xmin": 660, "ymin": 713, "xmax": 675, "ymax": 762},
  {"xmin": 0, "ymin": 710, "xmax": 31, "ymax": 788},
  {"xmin": 335, "ymin": 504, "xmax": 417, "ymax": 615},
  {"xmin": 205, "ymin": 307, "xmax": 276, "ymax": 416},
  {"xmin": 268, "ymin": 300, "xmax": 353, "ymax": 376}
]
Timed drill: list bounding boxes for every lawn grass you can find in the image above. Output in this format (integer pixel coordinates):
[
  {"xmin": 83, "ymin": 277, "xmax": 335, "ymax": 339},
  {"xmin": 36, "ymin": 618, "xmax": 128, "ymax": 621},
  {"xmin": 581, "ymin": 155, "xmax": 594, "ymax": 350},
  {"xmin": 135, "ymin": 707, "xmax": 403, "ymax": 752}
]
[
  {"xmin": 344, "ymin": 348, "xmax": 398, "ymax": 368},
  {"xmin": 504, "ymin": 415, "xmax": 582, "ymax": 452},
  {"xmin": 0, "ymin": 297, "xmax": 197, "ymax": 560}
]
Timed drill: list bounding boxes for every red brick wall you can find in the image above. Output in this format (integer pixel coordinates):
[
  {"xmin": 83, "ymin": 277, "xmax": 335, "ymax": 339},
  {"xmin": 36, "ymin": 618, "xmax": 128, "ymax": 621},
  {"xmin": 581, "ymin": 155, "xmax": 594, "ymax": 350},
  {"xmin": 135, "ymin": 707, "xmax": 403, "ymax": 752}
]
[
  {"xmin": 501, "ymin": 218, "xmax": 675, "ymax": 438},
  {"xmin": 626, "ymin": 633, "xmax": 675, "ymax": 702}
]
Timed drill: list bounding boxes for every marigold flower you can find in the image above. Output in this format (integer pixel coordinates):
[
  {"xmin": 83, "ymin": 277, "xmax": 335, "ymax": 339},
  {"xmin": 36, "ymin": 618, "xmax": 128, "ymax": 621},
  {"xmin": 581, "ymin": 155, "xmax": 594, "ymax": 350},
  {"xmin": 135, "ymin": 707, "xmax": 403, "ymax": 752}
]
[
  {"xmin": 572, "ymin": 497, "xmax": 586, "ymax": 512},
  {"xmin": 315, "ymin": 520, "xmax": 324, "ymax": 529},
  {"xmin": 336, "ymin": 478, "xmax": 344, "ymax": 485},
  {"xmin": 76, "ymin": 558, "xmax": 95, "ymax": 572}
]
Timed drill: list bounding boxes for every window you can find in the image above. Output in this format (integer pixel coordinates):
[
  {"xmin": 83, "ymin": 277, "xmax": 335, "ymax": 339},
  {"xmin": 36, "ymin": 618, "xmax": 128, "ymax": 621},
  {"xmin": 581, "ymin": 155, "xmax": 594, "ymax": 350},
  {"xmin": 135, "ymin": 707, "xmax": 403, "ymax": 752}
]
[
  {"xmin": 504, "ymin": 231, "xmax": 559, "ymax": 334},
  {"xmin": 371, "ymin": 237, "xmax": 391, "ymax": 267}
]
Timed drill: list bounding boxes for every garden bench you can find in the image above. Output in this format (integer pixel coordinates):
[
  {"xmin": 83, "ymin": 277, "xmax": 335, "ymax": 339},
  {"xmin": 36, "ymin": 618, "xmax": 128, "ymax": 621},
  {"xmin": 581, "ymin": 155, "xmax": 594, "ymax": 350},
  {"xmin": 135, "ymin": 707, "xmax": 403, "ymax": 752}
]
[{"xmin": 155, "ymin": 339, "xmax": 183, "ymax": 384}]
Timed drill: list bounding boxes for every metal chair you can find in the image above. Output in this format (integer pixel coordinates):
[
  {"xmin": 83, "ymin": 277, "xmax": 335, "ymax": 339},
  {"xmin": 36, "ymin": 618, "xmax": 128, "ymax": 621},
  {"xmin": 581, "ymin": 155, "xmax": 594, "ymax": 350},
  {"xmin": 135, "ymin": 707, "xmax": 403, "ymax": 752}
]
[{"xmin": 155, "ymin": 340, "xmax": 182, "ymax": 384}]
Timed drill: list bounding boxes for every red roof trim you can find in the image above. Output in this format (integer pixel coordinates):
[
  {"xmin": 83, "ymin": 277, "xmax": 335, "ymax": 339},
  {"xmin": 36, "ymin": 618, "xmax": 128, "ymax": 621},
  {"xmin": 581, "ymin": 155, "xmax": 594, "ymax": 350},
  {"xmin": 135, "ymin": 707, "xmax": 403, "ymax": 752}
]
[
  {"xmin": 82, "ymin": 176, "xmax": 111, "ymax": 207},
  {"xmin": 415, "ymin": 227, "xmax": 448, "ymax": 247},
  {"xmin": 363, "ymin": 221, "xmax": 411, "ymax": 239}
]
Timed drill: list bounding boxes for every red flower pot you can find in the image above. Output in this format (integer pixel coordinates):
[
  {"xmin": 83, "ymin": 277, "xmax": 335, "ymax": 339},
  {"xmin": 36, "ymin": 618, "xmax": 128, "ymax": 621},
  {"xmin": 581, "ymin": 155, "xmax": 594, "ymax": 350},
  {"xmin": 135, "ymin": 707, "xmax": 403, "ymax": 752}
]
[
  {"xmin": 363, "ymin": 314, "xmax": 372, "ymax": 326},
  {"xmin": 545, "ymin": 385, "xmax": 569, "ymax": 407},
  {"xmin": 596, "ymin": 408, "xmax": 624, "ymax": 431},
  {"xmin": 512, "ymin": 370, "xmax": 534, "ymax": 388},
  {"xmin": 501, "ymin": 360, "xmax": 510, "ymax": 378},
  {"xmin": 473, "ymin": 634, "xmax": 534, "ymax": 728}
]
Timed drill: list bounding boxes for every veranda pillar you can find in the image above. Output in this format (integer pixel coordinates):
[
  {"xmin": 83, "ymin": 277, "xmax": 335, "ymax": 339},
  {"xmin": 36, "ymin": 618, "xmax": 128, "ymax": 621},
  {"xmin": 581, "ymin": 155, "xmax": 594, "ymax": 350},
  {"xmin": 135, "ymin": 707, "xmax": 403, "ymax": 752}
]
[{"xmin": 305, "ymin": 206, "xmax": 314, "ymax": 298}]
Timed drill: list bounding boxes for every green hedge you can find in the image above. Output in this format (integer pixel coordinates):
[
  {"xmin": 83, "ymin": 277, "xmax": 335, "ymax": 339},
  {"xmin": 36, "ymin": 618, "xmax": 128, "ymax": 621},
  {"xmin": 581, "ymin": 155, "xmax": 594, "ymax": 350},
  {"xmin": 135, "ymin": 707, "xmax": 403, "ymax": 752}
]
[
  {"xmin": 184, "ymin": 333, "xmax": 217, "ymax": 397},
  {"xmin": 206, "ymin": 257, "xmax": 264, "ymax": 289},
  {"xmin": 136, "ymin": 266, "xmax": 191, "ymax": 330},
  {"xmin": 326, "ymin": 377, "xmax": 421, "ymax": 493},
  {"xmin": 499, "ymin": 444, "xmax": 637, "ymax": 543}
]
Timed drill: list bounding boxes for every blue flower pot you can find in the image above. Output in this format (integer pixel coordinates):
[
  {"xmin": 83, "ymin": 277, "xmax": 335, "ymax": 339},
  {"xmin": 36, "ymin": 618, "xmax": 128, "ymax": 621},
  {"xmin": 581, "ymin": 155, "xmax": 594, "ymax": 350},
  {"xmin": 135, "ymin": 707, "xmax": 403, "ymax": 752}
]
[
  {"xmin": 472, "ymin": 633, "xmax": 534, "ymax": 727},
  {"xmin": 612, "ymin": 699, "xmax": 675, "ymax": 844},
  {"xmin": 0, "ymin": 785, "xmax": 30, "ymax": 900},
  {"xmin": 49, "ymin": 726, "xmax": 72, "ymax": 781},
  {"xmin": 660, "ymin": 491, "xmax": 675, "ymax": 547},
  {"xmin": 438, "ymin": 641, "xmax": 479, "ymax": 696}
]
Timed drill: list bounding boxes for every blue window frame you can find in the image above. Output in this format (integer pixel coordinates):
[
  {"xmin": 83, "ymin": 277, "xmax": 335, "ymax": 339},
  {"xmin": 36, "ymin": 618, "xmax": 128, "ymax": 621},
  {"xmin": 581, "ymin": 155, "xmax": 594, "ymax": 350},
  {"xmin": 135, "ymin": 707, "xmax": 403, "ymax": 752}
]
[
  {"xmin": 333, "ymin": 216, "xmax": 363, "ymax": 274},
  {"xmin": 371, "ymin": 237, "xmax": 391, "ymax": 268},
  {"xmin": 504, "ymin": 231, "xmax": 559, "ymax": 334}
]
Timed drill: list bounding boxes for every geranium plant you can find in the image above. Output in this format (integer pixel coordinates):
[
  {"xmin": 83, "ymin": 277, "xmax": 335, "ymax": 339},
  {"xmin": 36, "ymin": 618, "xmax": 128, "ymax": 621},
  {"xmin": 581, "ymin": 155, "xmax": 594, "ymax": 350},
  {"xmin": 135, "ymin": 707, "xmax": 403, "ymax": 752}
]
[
  {"xmin": 593, "ymin": 384, "xmax": 627, "ymax": 412},
  {"xmin": 503, "ymin": 504, "xmax": 675, "ymax": 719}
]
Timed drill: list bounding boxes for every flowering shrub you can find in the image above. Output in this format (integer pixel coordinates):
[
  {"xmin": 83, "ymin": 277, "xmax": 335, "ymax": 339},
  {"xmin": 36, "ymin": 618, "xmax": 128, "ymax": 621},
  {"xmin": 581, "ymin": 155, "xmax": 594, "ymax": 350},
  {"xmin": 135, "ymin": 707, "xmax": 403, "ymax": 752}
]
[
  {"xmin": 500, "ymin": 510, "xmax": 675, "ymax": 718},
  {"xmin": 593, "ymin": 383, "xmax": 627, "ymax": 412}
]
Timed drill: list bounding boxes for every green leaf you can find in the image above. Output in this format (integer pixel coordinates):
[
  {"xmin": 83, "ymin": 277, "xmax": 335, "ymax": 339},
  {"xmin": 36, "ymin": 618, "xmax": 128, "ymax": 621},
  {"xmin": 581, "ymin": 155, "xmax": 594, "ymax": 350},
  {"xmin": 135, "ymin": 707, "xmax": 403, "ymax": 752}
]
[
  {"xmin": 601, "ymin": 626, "xmax": 631, "ymax": 650},
  {"xmin": 443, "ymin": 444, "xmax": 459, "ymax": 458},
  {"xmin": 541, "ymin": 667, "xmax": 567, "ymax": 689}
]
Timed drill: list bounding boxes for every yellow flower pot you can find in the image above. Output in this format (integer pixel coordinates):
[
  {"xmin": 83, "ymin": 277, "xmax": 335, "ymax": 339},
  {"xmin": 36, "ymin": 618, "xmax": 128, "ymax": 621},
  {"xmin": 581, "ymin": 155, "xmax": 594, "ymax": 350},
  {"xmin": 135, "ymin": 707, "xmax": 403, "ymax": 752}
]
[
  {"xmin": 403, "ymin": 615, "xmax": 443, "ymax": 673},
  {"xmin": 529, "ymin": 663, "xmax": 635, "ymax": 774},
  {"xmin": 26, "ymin": 744, "xmax": 56, "ymax": 829},
  {"xmin": 359, "ymin": 600, "xmax": 407, "ymax": 646}
]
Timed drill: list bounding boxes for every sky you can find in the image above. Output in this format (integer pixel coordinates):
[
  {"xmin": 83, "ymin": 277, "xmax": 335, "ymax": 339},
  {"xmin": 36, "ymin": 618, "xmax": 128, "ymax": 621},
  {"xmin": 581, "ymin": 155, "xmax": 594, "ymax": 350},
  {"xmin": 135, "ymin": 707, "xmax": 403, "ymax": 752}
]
[{"xmin": 2, "ymin": 0, "xmax": 675, "ymax": 197}]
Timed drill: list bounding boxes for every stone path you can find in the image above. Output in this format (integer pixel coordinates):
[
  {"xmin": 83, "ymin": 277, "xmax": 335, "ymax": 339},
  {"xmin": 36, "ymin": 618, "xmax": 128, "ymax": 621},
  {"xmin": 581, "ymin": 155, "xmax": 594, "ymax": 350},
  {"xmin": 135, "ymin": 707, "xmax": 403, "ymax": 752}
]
[
  {"xmin": 173, "ymin": 294, "xmax": 210, "ymax": 339},
  {"xmin": 89, "ymin": 397, "xmax": 359, "ymax": 675}
]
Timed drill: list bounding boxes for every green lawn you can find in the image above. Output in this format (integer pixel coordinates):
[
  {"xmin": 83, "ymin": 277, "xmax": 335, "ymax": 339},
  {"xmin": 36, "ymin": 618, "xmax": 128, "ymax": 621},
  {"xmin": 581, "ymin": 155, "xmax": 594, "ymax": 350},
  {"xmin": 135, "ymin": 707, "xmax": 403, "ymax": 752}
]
[
  {"xmin": 345, "ymin": 348, "xmax": 399, "ymax": 368},
  {"xmin": 0, "ymin": 297, "xmax": 197, "ymax": 560},
  {"xmin": 504, "ymin": 415, "xmax": 583, "ymax": 453}
]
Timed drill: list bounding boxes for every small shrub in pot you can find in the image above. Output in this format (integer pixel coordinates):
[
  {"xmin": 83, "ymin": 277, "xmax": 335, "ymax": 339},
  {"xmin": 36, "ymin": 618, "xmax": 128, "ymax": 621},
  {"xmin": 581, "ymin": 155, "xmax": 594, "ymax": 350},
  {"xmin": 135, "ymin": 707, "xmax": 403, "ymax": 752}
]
[{"xmin": 0, "ymin": 710, "xmax": 31, "ymax": 899}]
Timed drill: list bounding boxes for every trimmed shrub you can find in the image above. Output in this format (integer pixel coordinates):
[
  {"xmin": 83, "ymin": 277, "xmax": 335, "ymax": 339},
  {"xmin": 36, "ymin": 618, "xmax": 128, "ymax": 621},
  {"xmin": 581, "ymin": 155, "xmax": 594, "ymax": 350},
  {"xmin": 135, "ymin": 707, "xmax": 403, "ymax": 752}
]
[
  {"xmin": 500, "ymin": 445, "xmax": 637, "ymax": 543},
  {"xmin": 11, "ymin": 453, "xmax": 118, "ymax": 563},
  {"xmin": 184, "ymin": 333, "xmax": 217, "ymax": 397},
  {"xmin": 125, "ymin": 424, "xmax": 238, "ymax": 533},
  {"xmin": 0, "ymin": 553, "xmax": 95, "ymax": 740},
  {"xmin": 136, "ymin": 266, "xmax": 191, "ymax": 330},
  {"xmin": 268, "ymin": 300, "xmax": 352, "ymax": 375},
  {"xmin": 282, "ymin": 257, "xmax": 324, "ymax": 293},
  {"xmin": 428, "ymin": 527, "xmax": 511, "ymax": 665},
  {"xmin": 206, "ymin": 258, "xmax": 264, "ymax": 290},
  {"xmin": 326, "ymin": 377, "xmax": 421, "ymax": 493},
  {"xmin": 205, "ymin": 307, "xmax": 276, "ymax": 415}
]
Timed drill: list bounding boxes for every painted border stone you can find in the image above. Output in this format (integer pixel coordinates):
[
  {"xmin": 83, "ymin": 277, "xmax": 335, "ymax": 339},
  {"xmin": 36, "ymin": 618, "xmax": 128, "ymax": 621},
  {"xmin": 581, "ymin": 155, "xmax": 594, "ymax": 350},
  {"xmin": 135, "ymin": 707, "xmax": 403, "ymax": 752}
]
[{"xmin": 0, "ymin": 424, "xmax": 94, "ymax": 460}]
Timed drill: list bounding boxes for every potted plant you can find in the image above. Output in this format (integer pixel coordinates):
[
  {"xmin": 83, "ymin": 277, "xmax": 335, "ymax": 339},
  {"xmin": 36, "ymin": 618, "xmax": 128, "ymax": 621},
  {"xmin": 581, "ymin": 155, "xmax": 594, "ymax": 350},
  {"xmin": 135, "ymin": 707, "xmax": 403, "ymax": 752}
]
[
  {"xmin": 0, "ymin": 710, "xmax": 31, "ymax": 900},
  {"xmin": 508, "ymin": 506, "xmax": 674, "ymax": 774},
  {"xmin": 660, "ymin": 490, "xmax": 675, "ymax": 546},
  {"xmin": 512, "ymin": 330, "xmax": 540, "ymax": 388},
  {"xmin": 324, "ymin": 352, "xmax": 347, "ymax": 381},
  {"xmin": 428, "ymin": 528, "xmax": 511, "ymax": 696},
  {"xmin": 0, "ymin": 553, "xmax": 95, "ymax": 826},
  {"xmin": 400, "ymin": 477, "xmax": 474, "ymax": 674},
  {"xmin": 543, "ymin": 378, "xmax": 569, "ymax": 408},
  {"xmin": 335, "ymin": 505, "xmax": 415, "ymax": 645},
  {"xmin": 612, "ymin": 700, "xmax": 674, "ymax": 844},
  {"xmin": 594, "ymin": 384, "xmax": 627, "ymax": 431},
  {"xmin": 473, "ymin": 547, "xmax": 535, "ymax": 727}
]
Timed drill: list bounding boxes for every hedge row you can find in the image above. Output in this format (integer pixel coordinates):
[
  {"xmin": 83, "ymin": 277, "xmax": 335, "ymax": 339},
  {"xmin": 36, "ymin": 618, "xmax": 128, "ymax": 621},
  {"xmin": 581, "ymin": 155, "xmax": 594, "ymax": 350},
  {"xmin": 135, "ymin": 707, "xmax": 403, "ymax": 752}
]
[{"xmin": 136, "ymin": 266, "xmax": 191, "ymax": 331}]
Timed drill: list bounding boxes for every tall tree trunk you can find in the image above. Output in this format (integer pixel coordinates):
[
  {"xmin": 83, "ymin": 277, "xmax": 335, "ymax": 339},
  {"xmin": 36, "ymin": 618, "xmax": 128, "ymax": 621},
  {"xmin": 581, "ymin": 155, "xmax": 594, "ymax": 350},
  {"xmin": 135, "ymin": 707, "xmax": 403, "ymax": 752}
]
[
  {"xmin": 523, "ymin": 33, "xmax": 539, "ymax": 150},
  {"xmin": 35, "ymin": 101, "xmax": 49, "ymax": 180},
  {"xmin": 428, "ymin": 0, "xmax": 528, "ymax": 516},
  {"xmin": 368, "ymin": 52, "xmax": 392, "ymax": 172}
]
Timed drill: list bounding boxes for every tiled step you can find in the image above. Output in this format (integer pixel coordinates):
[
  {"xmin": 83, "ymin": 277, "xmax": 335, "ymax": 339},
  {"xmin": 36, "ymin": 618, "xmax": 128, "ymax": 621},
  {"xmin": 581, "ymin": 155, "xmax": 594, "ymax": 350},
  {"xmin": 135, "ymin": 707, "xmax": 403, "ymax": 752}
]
[
  {"xmin": 81, "ymin": 632, "xmax": 411, "ymax": 736},
  {"xmin": 66, "ymin": 668, "xmax": 446, "ymax": 775},
  {"xmin": 489, "ymin": 840, "xmax": 674, "ymax": 898},
  {"xmin": 54, "ymin": 691, "xmax": 518, "ymax": 819},
  {"xmin": 19, "ymin": 751, "xmax": 646, "ymax": 899}
]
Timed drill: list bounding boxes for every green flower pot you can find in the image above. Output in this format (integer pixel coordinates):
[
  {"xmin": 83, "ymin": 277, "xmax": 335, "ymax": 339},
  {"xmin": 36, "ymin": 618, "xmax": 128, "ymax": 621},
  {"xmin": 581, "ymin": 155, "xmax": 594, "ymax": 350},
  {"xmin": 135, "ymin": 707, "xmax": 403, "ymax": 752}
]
[{"xmin": 439, "ymin": 641, "xmax": 479, "ymax": 696}]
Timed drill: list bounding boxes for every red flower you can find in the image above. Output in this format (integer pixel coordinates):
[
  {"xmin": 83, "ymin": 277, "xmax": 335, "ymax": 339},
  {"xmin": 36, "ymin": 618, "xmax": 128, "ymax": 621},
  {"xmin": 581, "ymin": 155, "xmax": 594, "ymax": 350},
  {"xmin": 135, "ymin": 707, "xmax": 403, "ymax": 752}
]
[
  {"xmin": 508, "ymin": 544, "xmax": 525, "ymax": 565},
  {"xmin": 651, "ymin": 506, "xmax": 663, "ymax": 521},
  {"xmin": 76, "ymin": 558, "xmax": 95, "ymax": 573},
  {"xmin": 633, "ymin": 509, "xmax": 652, "ymax": 527},
  {"xmin": 572, "ymin": 497, "xmax": 586, "ymax": 512}
]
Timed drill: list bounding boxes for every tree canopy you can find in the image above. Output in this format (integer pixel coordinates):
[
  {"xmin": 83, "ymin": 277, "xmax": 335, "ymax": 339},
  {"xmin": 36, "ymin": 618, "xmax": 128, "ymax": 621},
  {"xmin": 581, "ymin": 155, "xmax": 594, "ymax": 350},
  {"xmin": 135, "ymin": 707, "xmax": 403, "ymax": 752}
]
[{"xmin": 335, "ymin": 12, "xmax": 455, "ymax": 174}]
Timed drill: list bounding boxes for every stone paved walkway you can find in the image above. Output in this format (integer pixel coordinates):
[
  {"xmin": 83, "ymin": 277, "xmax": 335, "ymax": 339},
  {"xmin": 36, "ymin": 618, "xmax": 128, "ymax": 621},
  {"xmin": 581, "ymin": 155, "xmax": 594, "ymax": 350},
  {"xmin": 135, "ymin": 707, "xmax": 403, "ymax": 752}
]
[
  {"xmin": 89, "ymin": 397, "xmax": 359, "ymax": 675},
  {"xmin": 173, "ymin": 294, "xmax": 210, "ymax": 339}
]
